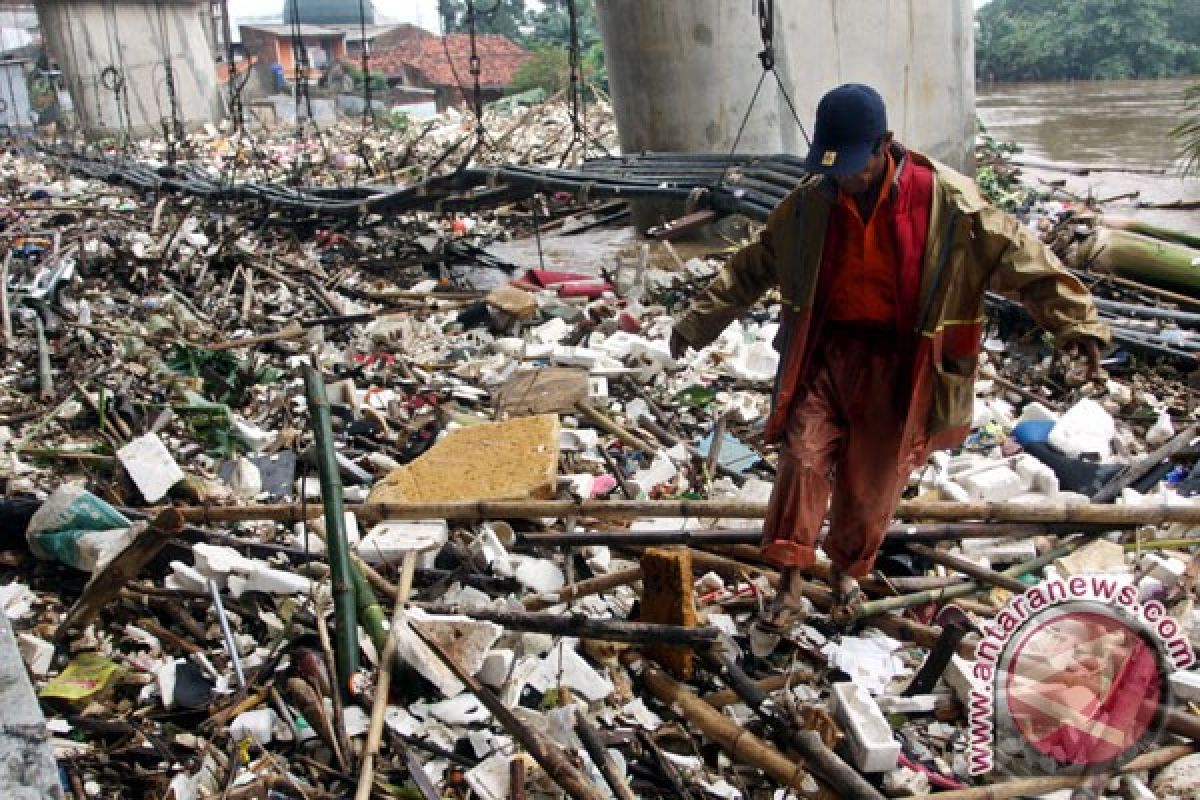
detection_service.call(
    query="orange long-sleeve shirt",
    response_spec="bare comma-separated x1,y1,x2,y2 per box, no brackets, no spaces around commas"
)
824,151,900,324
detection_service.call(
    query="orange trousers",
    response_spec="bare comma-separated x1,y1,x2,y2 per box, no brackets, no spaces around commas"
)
761,325,919,578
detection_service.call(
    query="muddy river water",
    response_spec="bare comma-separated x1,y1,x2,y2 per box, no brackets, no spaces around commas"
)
976,78,1200,233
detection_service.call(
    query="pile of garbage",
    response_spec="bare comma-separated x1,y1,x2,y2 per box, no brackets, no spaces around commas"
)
2,114,1200,800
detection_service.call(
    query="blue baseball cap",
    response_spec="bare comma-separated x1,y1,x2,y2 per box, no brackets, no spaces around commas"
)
804,84,888,176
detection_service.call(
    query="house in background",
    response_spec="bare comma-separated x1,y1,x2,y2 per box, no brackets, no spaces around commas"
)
239,24,347,89
370,33,531,111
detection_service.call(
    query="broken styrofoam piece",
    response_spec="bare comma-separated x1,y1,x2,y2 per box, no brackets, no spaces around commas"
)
527,640,615,702
1052,539,1129,577
357,520,448,568
630,451,679,497
193,544,261,579
959,536,1037,565
226,456,262,500
1013,454,1059,495
882,766,931,796
394,611,504,698
955,465,1025,501
875,694,942,714
117,433,186,503
465,750,524,800
1147,410,1176,449
830,682,901,773
1169,670,1200,703
230,417,276,451
476,649,515,689
1047,397,1116,458
471,527,514,577
558,427,600,452
17,633,54,676
227,566,312,597
1142,553,1187,588
427,693,492,726
727,341,779,383
942,655,981,705
165,561,210,593
513,556,565,594
230,708,281,745
821,634,907,695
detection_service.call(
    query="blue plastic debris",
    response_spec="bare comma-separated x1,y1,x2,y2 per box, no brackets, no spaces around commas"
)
697,430,761,475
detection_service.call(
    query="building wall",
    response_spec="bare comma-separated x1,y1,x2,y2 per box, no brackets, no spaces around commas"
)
596,0,975,173
36,0,222,138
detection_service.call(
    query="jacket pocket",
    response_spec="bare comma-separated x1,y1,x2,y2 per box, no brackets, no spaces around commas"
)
928,356,975,434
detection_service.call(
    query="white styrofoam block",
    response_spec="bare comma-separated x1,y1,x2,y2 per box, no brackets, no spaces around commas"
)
956,466,1025,501
476,649,514,689
1013,454,1059,495
875,694,942,714
1143,553,1187,588
960,536,1037,565
1015,401,1059,425
942,655,981,705
358,520,448,569
831,682,901,773
117,433,185,502
1170,670,1200,703
1047,397,1115,458
527,640,614,702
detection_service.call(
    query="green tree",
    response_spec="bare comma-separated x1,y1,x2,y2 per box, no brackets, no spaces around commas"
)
976,0,1200,81
439,0,527,39
510,44,570,94
524,0,600,49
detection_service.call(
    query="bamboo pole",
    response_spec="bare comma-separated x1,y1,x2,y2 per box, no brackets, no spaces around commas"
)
350,561,389,655
699,648,885,800
411,626,607,800
303,364,359,692
574,400,657,453
523,567,643,611
620,651,819,797
703,667,815,709
574,710,637,800
416,605,719,646
355,551,418,800
169,499,1200,526
905,543,1029,593
832,537,1083,626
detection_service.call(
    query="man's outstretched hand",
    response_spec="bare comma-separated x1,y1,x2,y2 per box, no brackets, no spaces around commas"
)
1066,336,1104,380
669,330,691,361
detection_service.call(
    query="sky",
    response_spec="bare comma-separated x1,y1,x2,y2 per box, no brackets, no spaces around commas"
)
228,0,443,32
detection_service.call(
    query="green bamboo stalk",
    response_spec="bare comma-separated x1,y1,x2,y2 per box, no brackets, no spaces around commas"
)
350,560,389,653
1103,216,1200,251
1077,228,1200,291
303,364,359,693
1123,539,1200,552
837,536,1085,624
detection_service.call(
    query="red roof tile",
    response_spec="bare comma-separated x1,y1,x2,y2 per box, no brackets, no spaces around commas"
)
368,34,531,90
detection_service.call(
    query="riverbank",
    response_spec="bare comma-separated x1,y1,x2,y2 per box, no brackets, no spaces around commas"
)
977,78,1200,234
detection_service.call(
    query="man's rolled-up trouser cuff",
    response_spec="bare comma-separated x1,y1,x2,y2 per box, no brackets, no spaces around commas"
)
761,540,817,571
835,554,877,581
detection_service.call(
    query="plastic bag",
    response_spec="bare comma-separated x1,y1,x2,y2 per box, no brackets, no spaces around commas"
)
26,484,141,572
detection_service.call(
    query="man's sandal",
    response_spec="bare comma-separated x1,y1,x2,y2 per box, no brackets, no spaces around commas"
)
829,571,865,626
757,601,804,635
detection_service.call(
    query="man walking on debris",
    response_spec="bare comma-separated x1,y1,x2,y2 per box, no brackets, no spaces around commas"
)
669,84,1110,630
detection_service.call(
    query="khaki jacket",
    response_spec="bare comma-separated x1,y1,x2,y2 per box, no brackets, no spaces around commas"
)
674,146,1109,457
